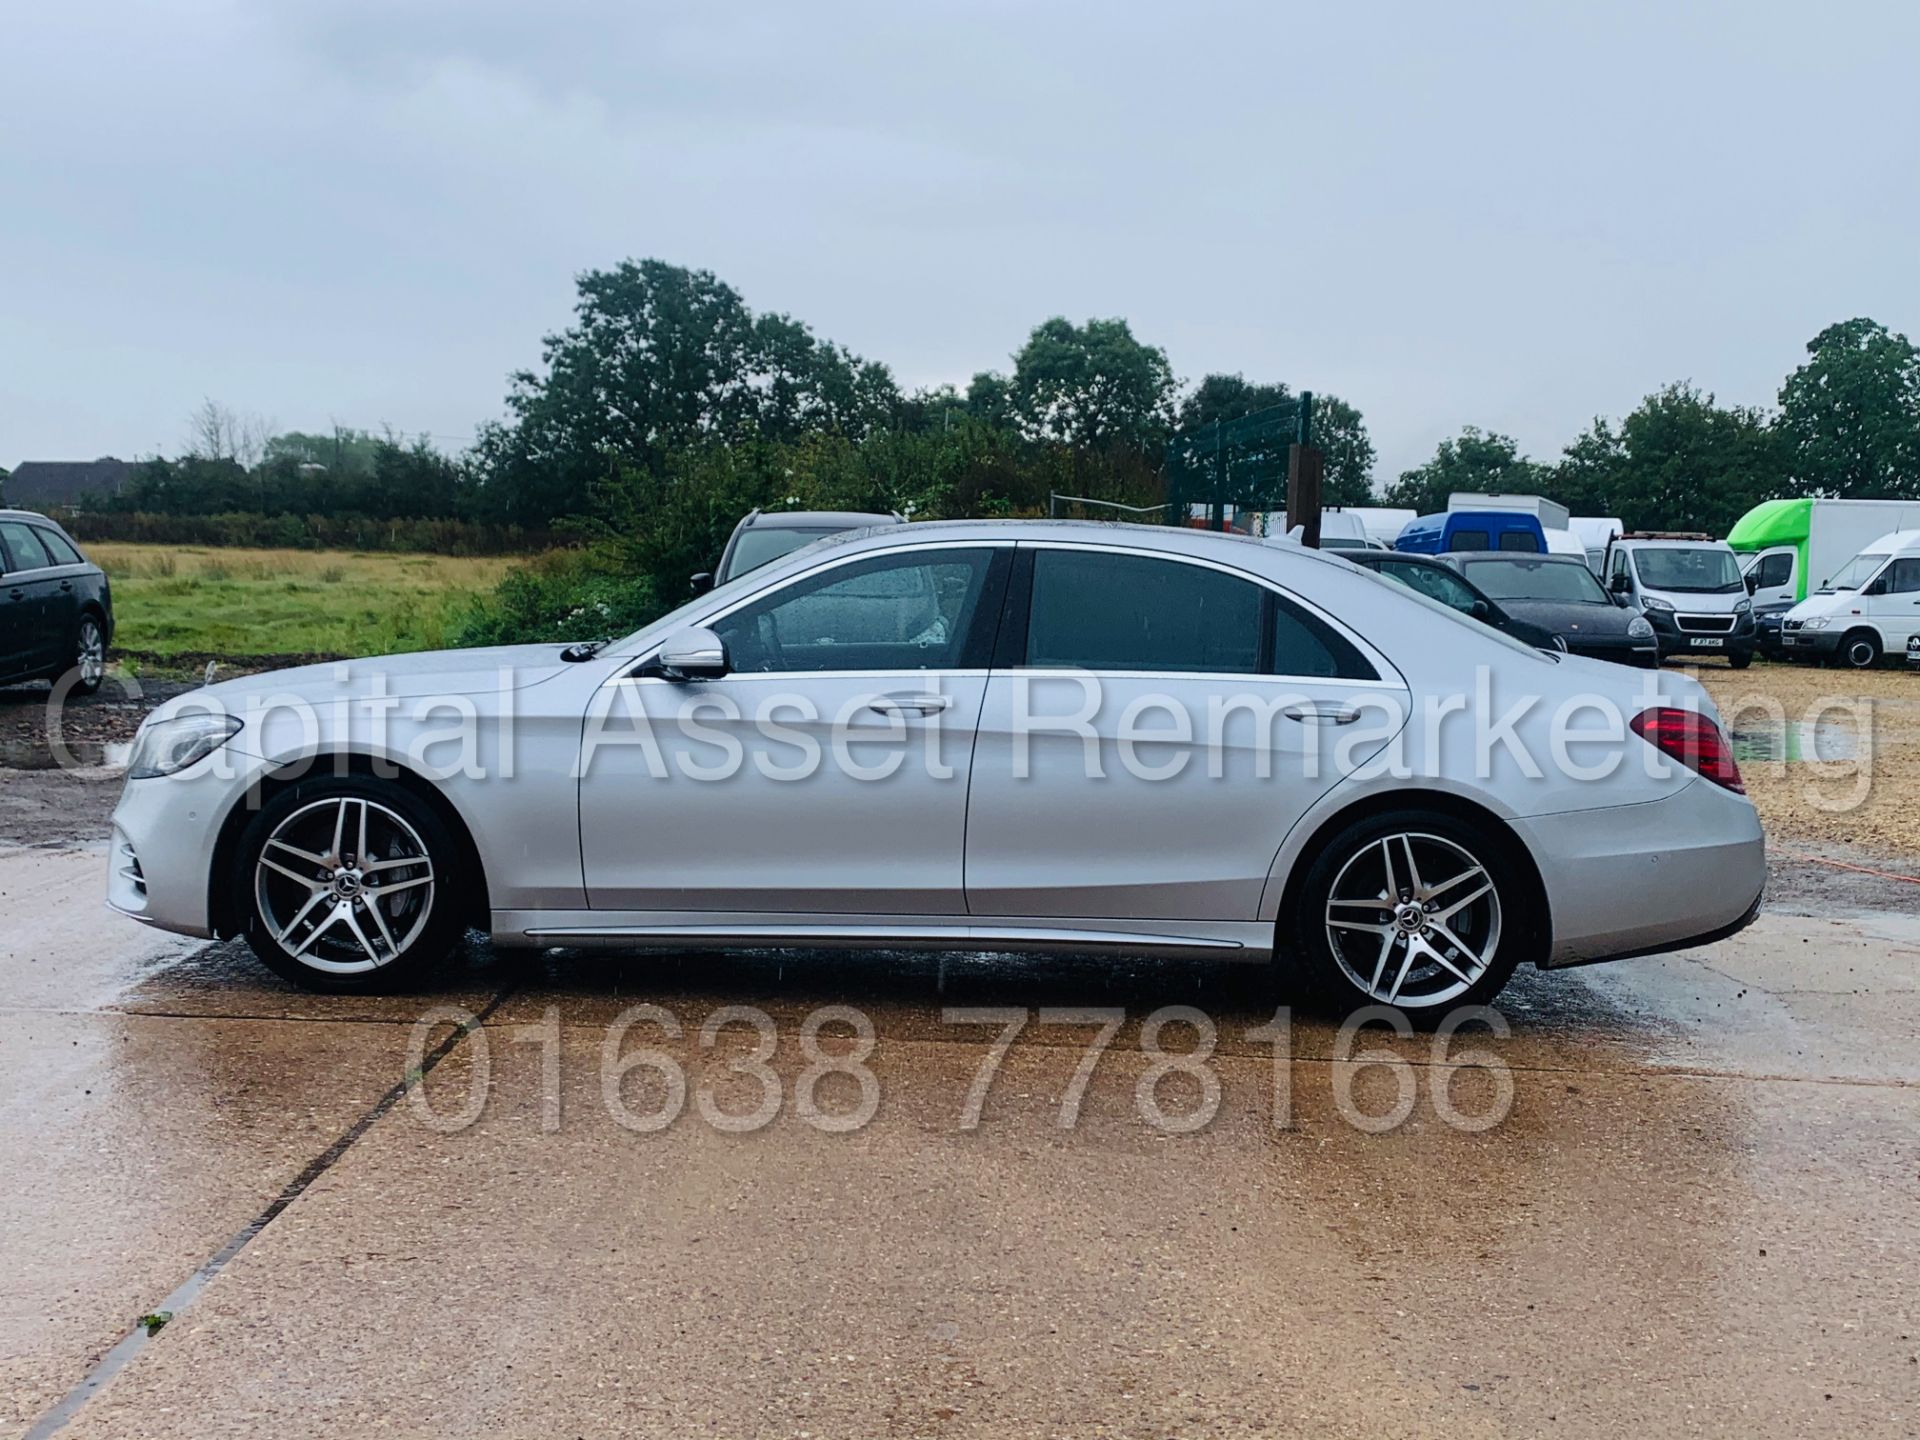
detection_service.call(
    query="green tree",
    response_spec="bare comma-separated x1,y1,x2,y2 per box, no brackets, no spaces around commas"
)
1777,318,1920,498
1383,427,1546,514
1176,374,1291,431
1000,317,1176,452
1553,384,1783,534
473,259,899,526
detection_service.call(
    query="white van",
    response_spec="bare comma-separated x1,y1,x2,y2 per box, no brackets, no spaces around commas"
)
1779,529,1920,668
1602,534,1757,668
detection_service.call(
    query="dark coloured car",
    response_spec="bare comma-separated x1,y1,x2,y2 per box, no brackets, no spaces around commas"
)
1753,599,1794,660
1343,550,1566,652
694,509,904,591
1434,551,1658,667
0,510,113,694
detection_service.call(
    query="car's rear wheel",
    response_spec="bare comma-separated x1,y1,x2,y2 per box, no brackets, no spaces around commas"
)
65,614,106,696
238,779,465,992
1288,810,1531,1016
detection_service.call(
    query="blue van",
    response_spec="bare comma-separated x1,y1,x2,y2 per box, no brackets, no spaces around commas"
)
1395,510,1547,555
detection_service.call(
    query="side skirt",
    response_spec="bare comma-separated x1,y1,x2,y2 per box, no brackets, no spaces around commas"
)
490,910,1272,961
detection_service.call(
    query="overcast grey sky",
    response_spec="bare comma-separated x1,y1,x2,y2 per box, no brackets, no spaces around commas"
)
4,0,1916,484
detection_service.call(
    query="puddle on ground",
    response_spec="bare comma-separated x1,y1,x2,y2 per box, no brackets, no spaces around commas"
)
0,737,132,770
1728,720,1859,763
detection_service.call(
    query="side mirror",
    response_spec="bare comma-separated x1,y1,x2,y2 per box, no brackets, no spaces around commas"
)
1469,599,1492,621
1744,574,1758,595
689,572,714,595
656,627,729,681
1608,572,1630,595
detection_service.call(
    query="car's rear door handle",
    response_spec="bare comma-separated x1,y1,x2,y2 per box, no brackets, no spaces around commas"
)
59,580,73,592
1282,702,1360,725
869,694,952,717
7,589,23,602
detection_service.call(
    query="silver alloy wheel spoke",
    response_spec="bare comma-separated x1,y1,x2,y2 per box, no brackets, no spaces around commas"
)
370,873,432,896
1423,865,1487,904
275,888,330,944
266,837,328,868
259,855,323,890
1434,881,1494,923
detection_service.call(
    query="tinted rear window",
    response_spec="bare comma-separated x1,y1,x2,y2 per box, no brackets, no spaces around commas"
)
1447,529,1489,552
1027,550,1262,673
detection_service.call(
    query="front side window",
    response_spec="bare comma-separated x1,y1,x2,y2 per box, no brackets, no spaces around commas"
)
0,521,51,572
1879,558,1920,594
713,548,996,673
1752,551,1793,589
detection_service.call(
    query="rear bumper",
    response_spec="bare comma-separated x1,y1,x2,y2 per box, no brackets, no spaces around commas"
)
1513,782,1765,967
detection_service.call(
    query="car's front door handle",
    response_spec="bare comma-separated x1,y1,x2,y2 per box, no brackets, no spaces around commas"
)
59,580,73,591
869,695,953,717
7,589,22,602
1282,702,1360,725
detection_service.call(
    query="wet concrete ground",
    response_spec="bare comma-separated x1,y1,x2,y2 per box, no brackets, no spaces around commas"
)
3,841,1917,1438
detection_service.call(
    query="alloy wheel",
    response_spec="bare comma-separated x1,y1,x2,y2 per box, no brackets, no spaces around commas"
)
77,619,105,687
1324,831,1502,1007
254,797,436,974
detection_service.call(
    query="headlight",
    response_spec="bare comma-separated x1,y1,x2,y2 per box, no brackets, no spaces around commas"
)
1734,598,1752,614
1799,617,1830,631
127,714,243,779
1627,616,1655,639
1641,596,1675,613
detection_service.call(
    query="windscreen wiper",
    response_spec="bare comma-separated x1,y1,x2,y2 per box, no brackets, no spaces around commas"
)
560,637,613,662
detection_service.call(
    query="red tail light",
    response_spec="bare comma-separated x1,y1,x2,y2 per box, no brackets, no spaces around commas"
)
1630,708,1745,794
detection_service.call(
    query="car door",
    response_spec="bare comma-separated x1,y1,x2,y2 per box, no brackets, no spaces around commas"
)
0,521,59,677
1865,557,1920,652
578,542,1010,914
29,525,85,661
1744,547,1796,608
964,543,1409,922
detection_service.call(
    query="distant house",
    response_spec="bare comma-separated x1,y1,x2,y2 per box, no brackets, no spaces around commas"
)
3,458,136,510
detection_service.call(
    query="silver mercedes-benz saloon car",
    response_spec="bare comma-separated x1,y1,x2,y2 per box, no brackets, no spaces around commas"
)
107,521,1764,1011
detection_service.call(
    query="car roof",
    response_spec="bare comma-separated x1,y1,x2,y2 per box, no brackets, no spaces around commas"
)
740,510,902,530
0,508,55,522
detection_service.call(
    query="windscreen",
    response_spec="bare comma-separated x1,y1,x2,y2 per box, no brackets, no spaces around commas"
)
1631,546,1742,593
724,526,838,578
1463,557,1611,604
1824,551,1888,592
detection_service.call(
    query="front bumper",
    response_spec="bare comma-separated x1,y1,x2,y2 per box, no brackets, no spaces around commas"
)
1646,608,1756,661
106,748,272,938
1566,636,1660,668
1778,624,1842,659
1512,780,1765,967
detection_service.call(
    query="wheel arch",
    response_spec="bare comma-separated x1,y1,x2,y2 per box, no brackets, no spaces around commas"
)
207,753,492,938
1271,788,1551,965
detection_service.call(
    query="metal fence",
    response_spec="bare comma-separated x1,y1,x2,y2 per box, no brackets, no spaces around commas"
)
1162,393,1312,532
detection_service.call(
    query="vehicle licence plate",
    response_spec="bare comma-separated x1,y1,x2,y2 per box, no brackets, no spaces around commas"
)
1687,637,1724,648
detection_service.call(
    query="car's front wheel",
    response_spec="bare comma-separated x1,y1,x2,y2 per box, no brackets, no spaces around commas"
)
238,779,466,991
1837,630,1881,669
1288,810,1532,1015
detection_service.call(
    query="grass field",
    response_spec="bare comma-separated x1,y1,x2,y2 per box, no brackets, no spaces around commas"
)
89,544,526,665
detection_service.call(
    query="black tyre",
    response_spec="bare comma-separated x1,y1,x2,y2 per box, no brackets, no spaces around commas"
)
1286,809,1536,1017
1728,649,1753,671
61,613,107,696
1838,630,1881,670
237,777,466,992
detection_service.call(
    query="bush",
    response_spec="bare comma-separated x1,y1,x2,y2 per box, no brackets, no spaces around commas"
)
58,509,555,556
451,549,662,647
